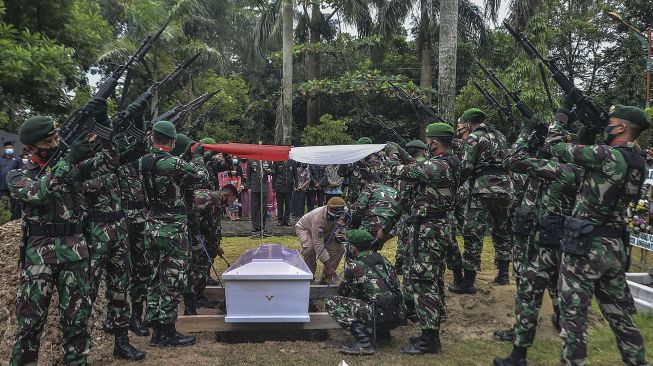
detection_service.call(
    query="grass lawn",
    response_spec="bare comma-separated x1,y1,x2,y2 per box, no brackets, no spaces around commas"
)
97,235,653,366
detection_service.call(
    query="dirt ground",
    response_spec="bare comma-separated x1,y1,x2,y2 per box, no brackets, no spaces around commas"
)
1,218,651,365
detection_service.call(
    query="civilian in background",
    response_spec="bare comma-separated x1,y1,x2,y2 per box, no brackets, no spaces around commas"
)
323,164,343,201
307,164,321,211
239,158,251,218
293,163,310,218
0,141,23,219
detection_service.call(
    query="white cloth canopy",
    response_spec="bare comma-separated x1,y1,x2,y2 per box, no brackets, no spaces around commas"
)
289,144,386,165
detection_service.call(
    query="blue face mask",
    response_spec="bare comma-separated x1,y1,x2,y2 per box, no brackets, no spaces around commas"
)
4,148,13,155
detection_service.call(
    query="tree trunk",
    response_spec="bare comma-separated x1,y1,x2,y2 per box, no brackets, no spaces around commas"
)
306,3,321,125
418,0,432,140
437,0,459,125
280,0,293,144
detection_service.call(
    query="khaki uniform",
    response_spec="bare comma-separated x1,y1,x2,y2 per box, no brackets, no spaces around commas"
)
296,206,345,283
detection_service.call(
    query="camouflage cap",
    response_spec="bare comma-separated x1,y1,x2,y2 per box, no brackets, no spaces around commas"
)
356,137,372,144
348,229,374,248
610,104,650,130
200,137,216,144
405,139,428,150
425,122,454,137
152,120,177,139
460,108,487,122
19,116,56,145
171,134,193,156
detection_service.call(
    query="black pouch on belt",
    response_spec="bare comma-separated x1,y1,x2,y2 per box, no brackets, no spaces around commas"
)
561,217,594,255
513,207,535,235
537,215,565,248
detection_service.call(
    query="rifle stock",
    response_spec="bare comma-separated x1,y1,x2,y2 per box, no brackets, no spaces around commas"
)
471,80,520,126
389,82,447,123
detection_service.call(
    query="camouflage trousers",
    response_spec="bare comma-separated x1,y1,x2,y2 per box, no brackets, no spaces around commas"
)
462,194,512,271
10,261,91,366
514,245,560,348
86,219,131,329
325,296,374,332
395,225,409,274
186,190,222,297
128,221,149,305
404,219,448,331
144,217,190,325
558,236,647,366
301,239,345,284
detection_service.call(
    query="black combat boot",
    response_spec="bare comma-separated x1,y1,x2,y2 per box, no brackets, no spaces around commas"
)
452,268,464,286
551,304,561,331
401,329,441,355
183,294,198,316
195,293,218,309
103,318,114,334
156,323,196,347
149,322,161,346
113,327,145,360
448,269,478,294
495,260,510,285
405,299,419,323
340,322,376,355
493,328,514,342
493,346,528,366
375,328,392,343
130,302,150,337
205,277,220,286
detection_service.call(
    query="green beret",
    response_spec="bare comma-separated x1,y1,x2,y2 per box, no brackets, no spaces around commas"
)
405,139,428,150
348,229,374,248
152,120,177,139
171,134,193,156
460,108,487,122
610,104,650,130
425,122,454,137
200,137,216,144
20,116,55,145
356,137,372,144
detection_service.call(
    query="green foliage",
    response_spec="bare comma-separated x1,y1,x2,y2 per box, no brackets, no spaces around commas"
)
300,114,355,146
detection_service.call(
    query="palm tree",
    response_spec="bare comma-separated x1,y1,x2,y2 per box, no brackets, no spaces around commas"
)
281,0,293,144
378,0,488,136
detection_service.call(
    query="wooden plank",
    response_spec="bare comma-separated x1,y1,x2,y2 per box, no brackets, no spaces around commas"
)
176,313,340,333
203,285,338,301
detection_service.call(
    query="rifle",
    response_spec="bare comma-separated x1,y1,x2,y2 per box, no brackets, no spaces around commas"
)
364,110,407,145
113,53,201,140
503,21,609,130
388,82,447,123
182,98,222,138
475,60,534,119
38,18,171,176
470,80,520,127
154,90,220,126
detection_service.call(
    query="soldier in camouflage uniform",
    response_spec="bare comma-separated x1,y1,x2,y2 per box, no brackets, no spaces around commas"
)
76,98,144,360
495,118,582,365
325,230,406,355
338,137,373,204
541,100,649,366
349,176,400,248
139,121,206,347
450,108,514,295
8,115,92,365
385,123,460,355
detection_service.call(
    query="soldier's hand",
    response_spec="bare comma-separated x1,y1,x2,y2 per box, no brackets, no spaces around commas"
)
192,143,205,157
323,262,337,282
127,101,147,118
384,142,399,156
64,137,92,164
85,97,108,116
521,118,539,134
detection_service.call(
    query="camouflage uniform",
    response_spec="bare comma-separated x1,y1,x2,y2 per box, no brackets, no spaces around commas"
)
460,123,513,271
325,250,406,333
388,150,459,332
8,159,91,365
140,146,205,325
78,141,130,330
504,127,581,349
546,118,648,366
350,182,400,237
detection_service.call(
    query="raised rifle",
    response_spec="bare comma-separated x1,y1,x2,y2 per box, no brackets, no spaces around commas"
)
154,90,220,126
476,60,534,120
388,81,447,123
503,21,609,131
364,110,407,145
113,53,201,140
470,80,520,126
182,98,222,139
38,18,171,177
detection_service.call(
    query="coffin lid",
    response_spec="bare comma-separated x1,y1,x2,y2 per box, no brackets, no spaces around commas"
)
222,244,313,280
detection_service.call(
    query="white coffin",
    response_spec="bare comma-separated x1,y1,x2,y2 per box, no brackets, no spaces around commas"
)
222,244,313,322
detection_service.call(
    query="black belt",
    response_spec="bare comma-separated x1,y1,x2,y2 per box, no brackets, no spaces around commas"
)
88,211,125,222
591,225,625,239
125,201,146,210
149,205,187,215
471,166,507,181
414,212,448,221
28,221,84,236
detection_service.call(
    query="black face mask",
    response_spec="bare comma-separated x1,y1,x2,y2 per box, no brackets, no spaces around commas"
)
35,146,58,161
603,124,620,145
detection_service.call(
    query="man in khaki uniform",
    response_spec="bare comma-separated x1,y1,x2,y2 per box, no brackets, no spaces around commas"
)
296,197,348,284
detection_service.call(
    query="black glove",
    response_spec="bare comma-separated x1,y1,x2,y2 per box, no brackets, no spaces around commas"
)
127,101,147,130
85,97,110,128
193,143,205,157
521,118,539,134
64,138,92,164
